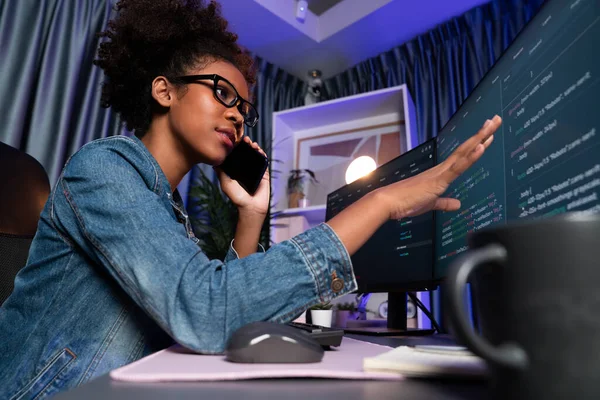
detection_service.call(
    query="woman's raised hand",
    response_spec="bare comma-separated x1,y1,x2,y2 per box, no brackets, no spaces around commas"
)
326,116,502,256
378,115,502,220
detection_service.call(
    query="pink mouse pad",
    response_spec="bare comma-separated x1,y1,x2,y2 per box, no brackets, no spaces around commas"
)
110,337,402,382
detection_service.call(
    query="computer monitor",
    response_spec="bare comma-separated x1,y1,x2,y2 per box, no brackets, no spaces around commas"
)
434,0,600,279
325,140,436,334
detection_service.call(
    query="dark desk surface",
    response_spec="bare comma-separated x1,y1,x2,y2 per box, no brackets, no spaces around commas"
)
55,334,491,400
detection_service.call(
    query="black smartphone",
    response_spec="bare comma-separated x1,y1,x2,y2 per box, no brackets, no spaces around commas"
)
219,140,268,195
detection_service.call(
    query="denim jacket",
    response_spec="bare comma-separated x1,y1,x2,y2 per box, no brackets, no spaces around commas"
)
0,135,356,399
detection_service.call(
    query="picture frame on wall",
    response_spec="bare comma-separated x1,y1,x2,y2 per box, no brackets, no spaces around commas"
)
295,121,407,206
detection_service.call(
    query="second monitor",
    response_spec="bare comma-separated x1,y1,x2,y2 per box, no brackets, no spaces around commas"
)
326,140,437,334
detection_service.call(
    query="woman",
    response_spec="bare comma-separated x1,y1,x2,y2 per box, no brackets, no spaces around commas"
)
0,0,501,397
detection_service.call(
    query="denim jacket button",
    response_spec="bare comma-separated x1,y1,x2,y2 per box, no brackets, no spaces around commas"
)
331,271,344,293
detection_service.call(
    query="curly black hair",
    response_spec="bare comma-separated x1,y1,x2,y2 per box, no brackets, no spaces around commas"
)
94,0,255,136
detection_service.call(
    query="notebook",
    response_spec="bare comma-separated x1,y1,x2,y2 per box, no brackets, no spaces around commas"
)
363,345,488,379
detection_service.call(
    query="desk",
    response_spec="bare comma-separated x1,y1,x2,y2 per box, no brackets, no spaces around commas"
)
55,335,491,400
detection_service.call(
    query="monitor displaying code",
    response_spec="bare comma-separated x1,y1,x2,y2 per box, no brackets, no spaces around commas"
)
435,0,600,279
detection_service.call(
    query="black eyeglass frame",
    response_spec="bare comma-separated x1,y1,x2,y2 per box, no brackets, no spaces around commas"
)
172,74,259,128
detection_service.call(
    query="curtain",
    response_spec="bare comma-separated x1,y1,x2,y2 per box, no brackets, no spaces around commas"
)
0,0,125,184
246,56,308,156
323,0,546,144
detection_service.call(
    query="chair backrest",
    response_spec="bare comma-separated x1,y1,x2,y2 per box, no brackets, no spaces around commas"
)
0,141,50,305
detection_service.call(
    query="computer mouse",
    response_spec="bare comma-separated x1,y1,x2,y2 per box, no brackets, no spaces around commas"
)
225,321,324,363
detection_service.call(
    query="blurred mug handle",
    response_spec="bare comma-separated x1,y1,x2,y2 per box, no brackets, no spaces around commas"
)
444,244,529,370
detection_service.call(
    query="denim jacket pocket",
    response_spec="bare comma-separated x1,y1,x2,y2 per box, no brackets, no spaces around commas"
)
11,348,77,400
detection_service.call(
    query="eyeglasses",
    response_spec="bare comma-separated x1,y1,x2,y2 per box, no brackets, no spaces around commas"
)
172,74,259,128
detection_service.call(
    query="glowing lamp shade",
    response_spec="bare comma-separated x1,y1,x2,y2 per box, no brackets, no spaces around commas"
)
345,156,376,184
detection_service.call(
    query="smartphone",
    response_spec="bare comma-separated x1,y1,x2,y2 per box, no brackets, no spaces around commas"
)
219,140,268,195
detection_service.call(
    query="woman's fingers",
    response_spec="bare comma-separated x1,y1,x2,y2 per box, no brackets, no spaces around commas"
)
439,116,501,184
439,143,485,184
243,136,267,158
482,132,495,149
448,116,500,161
434,197,461,212
213,166,230,183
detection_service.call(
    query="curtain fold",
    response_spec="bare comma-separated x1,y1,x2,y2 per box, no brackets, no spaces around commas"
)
246,56,308,155
0,0,125,184
323,0,545,144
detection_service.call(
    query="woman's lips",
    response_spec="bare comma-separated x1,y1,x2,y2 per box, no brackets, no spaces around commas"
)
216,129,235,149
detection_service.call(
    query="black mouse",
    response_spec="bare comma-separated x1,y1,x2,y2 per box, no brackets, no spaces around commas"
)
225,321,324,363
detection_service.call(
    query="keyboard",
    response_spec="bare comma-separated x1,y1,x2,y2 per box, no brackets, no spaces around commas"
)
287,322,344,348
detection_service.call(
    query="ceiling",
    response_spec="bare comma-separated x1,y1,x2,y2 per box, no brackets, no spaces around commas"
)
217,0,491,81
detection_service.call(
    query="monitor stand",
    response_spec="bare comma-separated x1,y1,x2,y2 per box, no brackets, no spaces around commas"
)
342,292,435,336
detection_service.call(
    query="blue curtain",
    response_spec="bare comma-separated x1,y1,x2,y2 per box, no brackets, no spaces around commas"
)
323,0,546,144
0,0,125,184
246,57,308,156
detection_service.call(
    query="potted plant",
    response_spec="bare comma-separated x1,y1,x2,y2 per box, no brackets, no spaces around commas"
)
309,302,333,327
334,302,357,328
287,169,318,208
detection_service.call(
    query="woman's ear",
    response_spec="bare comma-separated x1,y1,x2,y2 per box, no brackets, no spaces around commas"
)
151,76,173,108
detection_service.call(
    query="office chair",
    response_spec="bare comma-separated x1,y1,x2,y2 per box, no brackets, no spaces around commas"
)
0,141,51,305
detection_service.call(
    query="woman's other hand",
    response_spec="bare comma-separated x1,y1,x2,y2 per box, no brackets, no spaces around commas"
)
215,136,270,218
